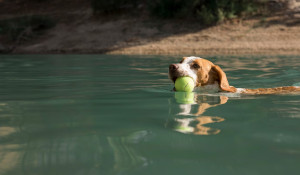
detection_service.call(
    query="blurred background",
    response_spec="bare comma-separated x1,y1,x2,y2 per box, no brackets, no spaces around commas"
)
0,0,299,55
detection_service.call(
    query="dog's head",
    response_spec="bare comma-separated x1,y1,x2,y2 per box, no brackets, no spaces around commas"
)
169,56,236,92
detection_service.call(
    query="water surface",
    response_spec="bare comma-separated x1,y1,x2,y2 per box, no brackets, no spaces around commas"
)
0,55,300,175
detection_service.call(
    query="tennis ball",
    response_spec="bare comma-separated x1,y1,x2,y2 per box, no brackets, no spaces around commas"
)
175,77,195,92
174,92,195,104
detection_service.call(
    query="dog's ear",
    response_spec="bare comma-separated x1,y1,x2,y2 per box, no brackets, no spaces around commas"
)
212,65,236,93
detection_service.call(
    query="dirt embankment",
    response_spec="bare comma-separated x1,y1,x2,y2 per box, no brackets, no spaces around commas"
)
1,0,300,55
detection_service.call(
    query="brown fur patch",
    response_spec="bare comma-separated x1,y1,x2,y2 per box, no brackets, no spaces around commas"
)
243,86,300,94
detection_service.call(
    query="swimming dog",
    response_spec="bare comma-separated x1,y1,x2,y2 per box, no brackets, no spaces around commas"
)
169,56,300,94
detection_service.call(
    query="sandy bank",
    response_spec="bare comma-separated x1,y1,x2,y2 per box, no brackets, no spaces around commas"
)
1,0,300,55
14,17,300,55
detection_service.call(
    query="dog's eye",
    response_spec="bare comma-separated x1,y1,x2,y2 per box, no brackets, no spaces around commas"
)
192,64,200,69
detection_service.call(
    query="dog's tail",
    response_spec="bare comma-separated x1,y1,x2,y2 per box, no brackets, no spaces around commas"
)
243,86,300,95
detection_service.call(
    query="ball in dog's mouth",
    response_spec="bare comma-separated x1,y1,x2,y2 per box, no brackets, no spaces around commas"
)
174,77,195,92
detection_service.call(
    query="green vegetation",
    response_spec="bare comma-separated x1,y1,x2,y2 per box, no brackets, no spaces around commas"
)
147,0,188,18
91,0,266,24
0,15,55,42
149,0,263,24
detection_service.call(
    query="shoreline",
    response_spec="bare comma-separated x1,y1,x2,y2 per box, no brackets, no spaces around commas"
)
1,4,300,56
11,16,300,56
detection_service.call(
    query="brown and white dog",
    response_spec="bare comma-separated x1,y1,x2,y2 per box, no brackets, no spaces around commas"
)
169,56,300,95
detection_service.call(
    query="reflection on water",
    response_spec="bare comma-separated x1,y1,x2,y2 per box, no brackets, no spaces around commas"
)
0,128,20,175
108,131,148,173
168,92,227,135
1,55,300,175
0,91,150,174
0,112,149,175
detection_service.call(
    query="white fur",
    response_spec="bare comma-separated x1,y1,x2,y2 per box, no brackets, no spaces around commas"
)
176,56,201,84
182,56,201,64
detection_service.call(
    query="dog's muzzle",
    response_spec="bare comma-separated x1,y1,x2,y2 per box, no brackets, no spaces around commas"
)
169,64,180,83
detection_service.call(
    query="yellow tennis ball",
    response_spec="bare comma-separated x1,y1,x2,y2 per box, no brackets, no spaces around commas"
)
175,77,195,92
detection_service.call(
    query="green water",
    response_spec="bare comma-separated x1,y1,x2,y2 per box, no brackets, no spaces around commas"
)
0,55,300,175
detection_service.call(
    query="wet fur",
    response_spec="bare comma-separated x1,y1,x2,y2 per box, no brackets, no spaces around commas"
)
169,56,300,95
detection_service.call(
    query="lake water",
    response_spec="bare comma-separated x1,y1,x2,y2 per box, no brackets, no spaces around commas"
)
0,55,300,175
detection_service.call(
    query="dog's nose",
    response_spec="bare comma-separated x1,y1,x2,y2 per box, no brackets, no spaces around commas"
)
169,64,179,71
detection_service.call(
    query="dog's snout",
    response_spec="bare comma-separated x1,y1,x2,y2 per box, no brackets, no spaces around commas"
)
169,64,179,71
